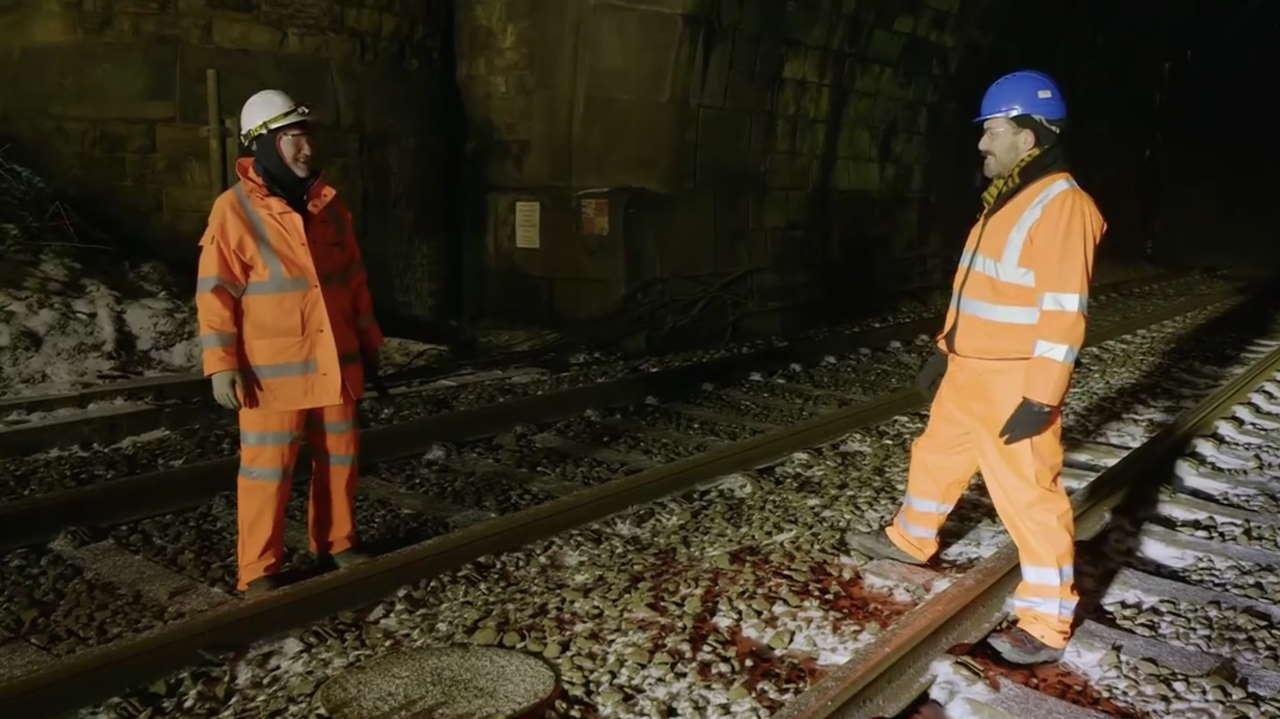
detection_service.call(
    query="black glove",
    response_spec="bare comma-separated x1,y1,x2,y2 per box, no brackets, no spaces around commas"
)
363,350,390,398
999,397,1056,444
915,349,948,402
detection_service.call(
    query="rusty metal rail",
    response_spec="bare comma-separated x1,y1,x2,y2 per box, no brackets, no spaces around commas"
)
0,278,1252,718
0,284,1245,552
778,326,1280,718
0,271,1207,457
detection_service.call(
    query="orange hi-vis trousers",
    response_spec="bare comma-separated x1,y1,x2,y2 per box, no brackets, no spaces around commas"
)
236,400,359,590
884,355,1078,648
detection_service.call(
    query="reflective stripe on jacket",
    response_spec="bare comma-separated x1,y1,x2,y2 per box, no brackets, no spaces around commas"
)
195,158,384,410
939,171,1106,406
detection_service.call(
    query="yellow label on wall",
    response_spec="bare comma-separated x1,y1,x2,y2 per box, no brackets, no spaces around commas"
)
515,200,540,249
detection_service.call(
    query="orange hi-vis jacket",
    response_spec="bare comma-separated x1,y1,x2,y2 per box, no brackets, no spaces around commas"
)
938,171,1106,407
195,159,383,411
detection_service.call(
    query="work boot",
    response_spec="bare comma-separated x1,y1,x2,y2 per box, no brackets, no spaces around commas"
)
243,574,283,599
318,547,374,570
845,529,927,565
986,626,1064,664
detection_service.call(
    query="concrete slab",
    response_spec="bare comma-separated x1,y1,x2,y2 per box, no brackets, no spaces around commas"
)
1136,522,1280,568
1063,442,1129,472
860,558,944,601
1172,458,1278,499
0,640,54,682
928,658,1110,719
1066,619,1228,678
316,646,557,719
1061,466,1101,493
52,538,230,615
1102,568,1280,623
1157,492,1280,527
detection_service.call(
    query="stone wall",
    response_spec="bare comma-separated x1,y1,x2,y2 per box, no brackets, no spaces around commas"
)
457,0,999,337
0,0,454,321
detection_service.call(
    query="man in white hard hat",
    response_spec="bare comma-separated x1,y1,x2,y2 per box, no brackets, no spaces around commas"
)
194,89,383,596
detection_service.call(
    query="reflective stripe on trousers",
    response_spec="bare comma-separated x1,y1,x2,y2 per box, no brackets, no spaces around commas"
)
236,400,360,589
884,354,1077,648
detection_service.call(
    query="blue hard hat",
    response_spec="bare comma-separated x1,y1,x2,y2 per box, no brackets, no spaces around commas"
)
974,70,1067,123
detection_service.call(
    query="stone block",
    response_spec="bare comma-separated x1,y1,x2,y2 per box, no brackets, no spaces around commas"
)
165,185,217,213
852,62,884,94
714,189,750,268
155,123,208,157
696,107,751,183
747,112,768,167
867,29,906,64
795,118,827,156
261,0,341,31
786,190,809,226
771,115,795,153
763,191,788,229
755,37,783,78
781,43,806,81
77,152,128,188
766,153,809,190
803,46,828,84
343,6,382,36
282,29,330,55
584,3,681,103
16,44,178,119
892,14,915,34
849,160,879,191
573,96,685,191
860,558,942,600
837,126,872,160
694,28,733,107
43,120,95,153
2,4,79,44
117,190,164,215
724,60,768,111
177,45,334,126
130,153,211,188
833,158,853,190
719,0,742,27
116,13,210,44
91,122,156,154
118,0,169,12
211,17,284,52
775,79,799,116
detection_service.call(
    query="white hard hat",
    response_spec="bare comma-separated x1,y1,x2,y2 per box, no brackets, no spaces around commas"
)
239,89,311,147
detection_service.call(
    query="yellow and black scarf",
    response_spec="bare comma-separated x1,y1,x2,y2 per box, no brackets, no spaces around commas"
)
980,145,1043,213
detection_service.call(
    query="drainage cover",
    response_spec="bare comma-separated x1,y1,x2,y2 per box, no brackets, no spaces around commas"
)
316,646,558,718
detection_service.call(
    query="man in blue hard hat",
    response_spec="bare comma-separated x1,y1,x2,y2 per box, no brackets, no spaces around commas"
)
848,70,1107,664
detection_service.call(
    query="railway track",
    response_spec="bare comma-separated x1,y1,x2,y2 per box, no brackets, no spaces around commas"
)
0,273,1271,718
785,315,1280,718
0,270,1206,459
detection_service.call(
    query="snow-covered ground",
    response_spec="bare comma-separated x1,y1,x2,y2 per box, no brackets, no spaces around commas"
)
0,153,200,398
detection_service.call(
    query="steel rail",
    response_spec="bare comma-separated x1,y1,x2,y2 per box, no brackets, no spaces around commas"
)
0,271,1207,457
0,281,1252,718
777,329,1280,719
0,286,1247,551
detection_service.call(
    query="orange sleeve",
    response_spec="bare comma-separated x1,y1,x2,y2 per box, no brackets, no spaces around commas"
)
340,206,383,352
1023,189,1106,406
194,223,248,376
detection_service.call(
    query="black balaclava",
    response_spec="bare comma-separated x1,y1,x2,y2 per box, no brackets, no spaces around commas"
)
252,124,316,215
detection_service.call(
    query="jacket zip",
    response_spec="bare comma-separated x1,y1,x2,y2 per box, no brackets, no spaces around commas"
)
943,213,990,353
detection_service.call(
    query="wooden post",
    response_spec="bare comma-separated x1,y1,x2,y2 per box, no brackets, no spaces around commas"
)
223,116,240,188
205,69,225,197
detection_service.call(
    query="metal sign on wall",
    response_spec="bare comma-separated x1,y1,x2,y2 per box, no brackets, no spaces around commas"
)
580,198,609,236
514,200,540,249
